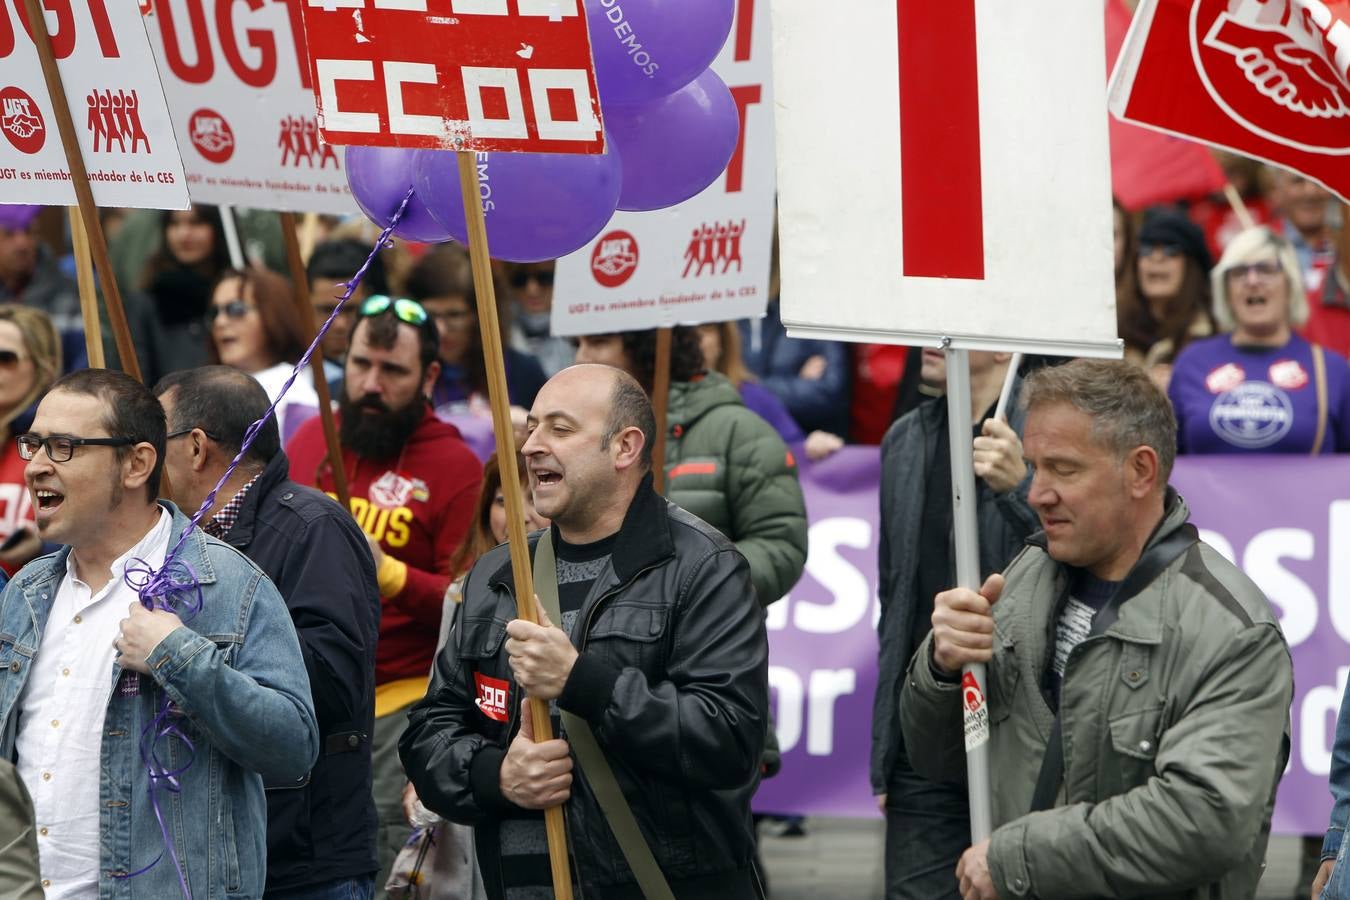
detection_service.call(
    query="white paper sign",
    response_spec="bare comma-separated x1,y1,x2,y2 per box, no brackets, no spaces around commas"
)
771,0,1119,357
550,0,775,337
0,0,188,207
145,0,356,214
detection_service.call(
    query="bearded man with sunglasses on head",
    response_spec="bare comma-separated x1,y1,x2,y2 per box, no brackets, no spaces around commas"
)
286,295,483,893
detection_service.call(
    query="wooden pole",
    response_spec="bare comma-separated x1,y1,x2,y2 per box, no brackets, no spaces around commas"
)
456,150,574,900
299,211,321,263
22,0,139,382
280,211,352,513
1222,182,1257,231
68,208,104,369
650,327,672,494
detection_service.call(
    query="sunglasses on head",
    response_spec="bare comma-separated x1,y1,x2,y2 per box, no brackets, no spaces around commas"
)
206,299,254,322
508,268,555,289
360,295,428,326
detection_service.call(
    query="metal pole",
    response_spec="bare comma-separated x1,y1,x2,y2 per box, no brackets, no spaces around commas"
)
993,352,1023,423
220,204,247,270
944,344,993,843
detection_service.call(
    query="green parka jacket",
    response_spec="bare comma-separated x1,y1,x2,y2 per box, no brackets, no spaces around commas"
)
901,495,1292,899
662,372,808,606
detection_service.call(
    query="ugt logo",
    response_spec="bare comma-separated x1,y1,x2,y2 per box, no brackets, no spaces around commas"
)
0,87,45,155
1193,0,1350,153
189,108,234,164
591,230,639,288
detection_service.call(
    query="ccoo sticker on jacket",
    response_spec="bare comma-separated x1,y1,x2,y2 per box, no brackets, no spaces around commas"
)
474,672,510,723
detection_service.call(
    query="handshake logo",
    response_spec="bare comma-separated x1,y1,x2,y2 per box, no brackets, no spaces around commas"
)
1194,0,1349,152
0,87,45,155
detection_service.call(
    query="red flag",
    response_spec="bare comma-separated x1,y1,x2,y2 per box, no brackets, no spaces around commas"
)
1106,0,1227,210
1109,0,1350,204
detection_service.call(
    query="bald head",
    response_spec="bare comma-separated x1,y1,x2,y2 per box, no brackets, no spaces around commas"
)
522,365,654,541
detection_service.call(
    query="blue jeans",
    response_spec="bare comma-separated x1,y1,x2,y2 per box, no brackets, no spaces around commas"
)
884,743,970,900
265,875,376,900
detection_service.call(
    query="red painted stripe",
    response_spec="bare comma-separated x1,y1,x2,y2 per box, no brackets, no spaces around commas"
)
669,462,717,479
896,0,986,280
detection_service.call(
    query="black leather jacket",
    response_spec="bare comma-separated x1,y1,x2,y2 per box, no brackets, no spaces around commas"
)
400,477,769,900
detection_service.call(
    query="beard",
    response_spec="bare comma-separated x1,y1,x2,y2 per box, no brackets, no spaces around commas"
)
340,391,426,460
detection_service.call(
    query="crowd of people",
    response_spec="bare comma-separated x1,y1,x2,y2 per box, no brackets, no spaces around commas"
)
0,161,1343,900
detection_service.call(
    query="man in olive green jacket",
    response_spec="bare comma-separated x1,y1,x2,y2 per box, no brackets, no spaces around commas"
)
901,359,1292,900
576,328,807,606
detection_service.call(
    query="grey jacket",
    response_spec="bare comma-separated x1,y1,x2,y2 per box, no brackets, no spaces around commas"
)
871,389,1039,793
901,495,1292,899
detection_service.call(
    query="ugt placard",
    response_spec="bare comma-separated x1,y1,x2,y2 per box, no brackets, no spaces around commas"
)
146,0,358,214
0,0,188,207
550,0,774,337
299,0,604,153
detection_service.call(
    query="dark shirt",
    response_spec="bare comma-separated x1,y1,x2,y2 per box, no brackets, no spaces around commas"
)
499,526,615,900
1048,569,1121,707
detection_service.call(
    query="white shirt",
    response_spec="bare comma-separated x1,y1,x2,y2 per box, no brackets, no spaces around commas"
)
17,508,173,899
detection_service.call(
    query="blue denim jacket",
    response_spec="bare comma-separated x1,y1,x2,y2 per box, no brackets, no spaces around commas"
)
0,503,319,898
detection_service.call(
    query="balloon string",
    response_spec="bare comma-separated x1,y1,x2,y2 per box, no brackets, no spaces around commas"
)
113,187,416,899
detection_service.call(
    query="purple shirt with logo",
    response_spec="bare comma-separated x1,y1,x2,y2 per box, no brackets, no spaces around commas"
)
1168,332,1350,454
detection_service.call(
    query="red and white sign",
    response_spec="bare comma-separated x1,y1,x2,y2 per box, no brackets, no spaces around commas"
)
145,0,357,213
1110,0,1350,203
770,0,1118,357
298,0,603,154
0,0,188,207
474,671,510,722
551,0,773,336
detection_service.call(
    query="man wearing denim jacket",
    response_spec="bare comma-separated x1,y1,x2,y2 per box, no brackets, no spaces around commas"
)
0,369,319,898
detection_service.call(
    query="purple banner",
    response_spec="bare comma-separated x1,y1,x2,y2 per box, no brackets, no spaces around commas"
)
753,448,1350,836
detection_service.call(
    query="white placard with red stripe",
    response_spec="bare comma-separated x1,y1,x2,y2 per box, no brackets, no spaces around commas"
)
144,0,357,214
0,0,188,208
549,0,774,337
770,0,1119,356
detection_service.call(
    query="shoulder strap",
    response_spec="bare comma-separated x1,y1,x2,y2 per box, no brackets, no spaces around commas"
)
534,533,676,900
1312,343,1328,456
1029,523,1200,812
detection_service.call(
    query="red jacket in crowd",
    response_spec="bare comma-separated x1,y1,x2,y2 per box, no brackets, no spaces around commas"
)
287,406,482,690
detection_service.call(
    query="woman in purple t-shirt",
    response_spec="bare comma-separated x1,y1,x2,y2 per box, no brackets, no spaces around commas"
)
1169,225,1350,455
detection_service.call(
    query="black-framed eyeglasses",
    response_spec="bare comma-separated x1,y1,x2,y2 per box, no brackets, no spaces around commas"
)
508,268,555,289
166,427,222,442
1138,242,1184,259
0,349,25,368
360,295,428,326
17,433,136,462
206,299,255,323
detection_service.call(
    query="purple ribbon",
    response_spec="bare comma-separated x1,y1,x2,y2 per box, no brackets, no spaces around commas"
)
115,190,415,898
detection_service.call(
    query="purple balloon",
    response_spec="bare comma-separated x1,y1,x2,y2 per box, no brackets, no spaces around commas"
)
414,147,621,263
585,0,735,105
607,69,740,212
344,146,454,244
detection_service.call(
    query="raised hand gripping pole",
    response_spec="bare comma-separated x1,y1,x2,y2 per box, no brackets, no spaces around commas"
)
455,150,574,900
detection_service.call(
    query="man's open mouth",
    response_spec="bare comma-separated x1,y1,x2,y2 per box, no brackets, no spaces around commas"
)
35,489,63,511
533,468,562,486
